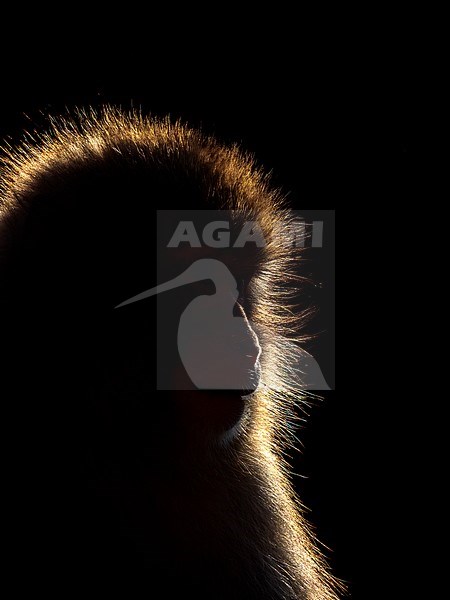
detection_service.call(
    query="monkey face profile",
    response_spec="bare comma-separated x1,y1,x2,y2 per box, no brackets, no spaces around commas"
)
0,110,339,599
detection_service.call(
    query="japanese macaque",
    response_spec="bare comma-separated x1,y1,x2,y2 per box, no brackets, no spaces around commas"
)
0,109,340,599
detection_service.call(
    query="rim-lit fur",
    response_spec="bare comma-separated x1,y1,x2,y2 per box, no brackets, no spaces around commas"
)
0,108,341,599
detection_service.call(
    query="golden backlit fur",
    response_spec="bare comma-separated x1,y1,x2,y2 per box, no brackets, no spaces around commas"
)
0,109,341,599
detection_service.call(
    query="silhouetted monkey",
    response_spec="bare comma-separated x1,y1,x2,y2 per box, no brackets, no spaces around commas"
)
0,109,340,599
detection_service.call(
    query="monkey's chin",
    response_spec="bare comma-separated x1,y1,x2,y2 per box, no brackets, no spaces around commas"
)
174,387,256,444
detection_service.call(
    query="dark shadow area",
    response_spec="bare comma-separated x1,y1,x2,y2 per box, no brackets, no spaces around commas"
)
0,58,420,597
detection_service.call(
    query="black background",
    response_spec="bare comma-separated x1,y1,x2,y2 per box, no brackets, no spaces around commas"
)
0,51,421,597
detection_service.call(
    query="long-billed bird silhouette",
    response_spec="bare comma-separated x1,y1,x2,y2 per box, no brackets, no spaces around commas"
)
116,258,329,391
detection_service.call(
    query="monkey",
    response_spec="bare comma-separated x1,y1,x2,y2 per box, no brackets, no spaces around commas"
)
0,108,341,599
